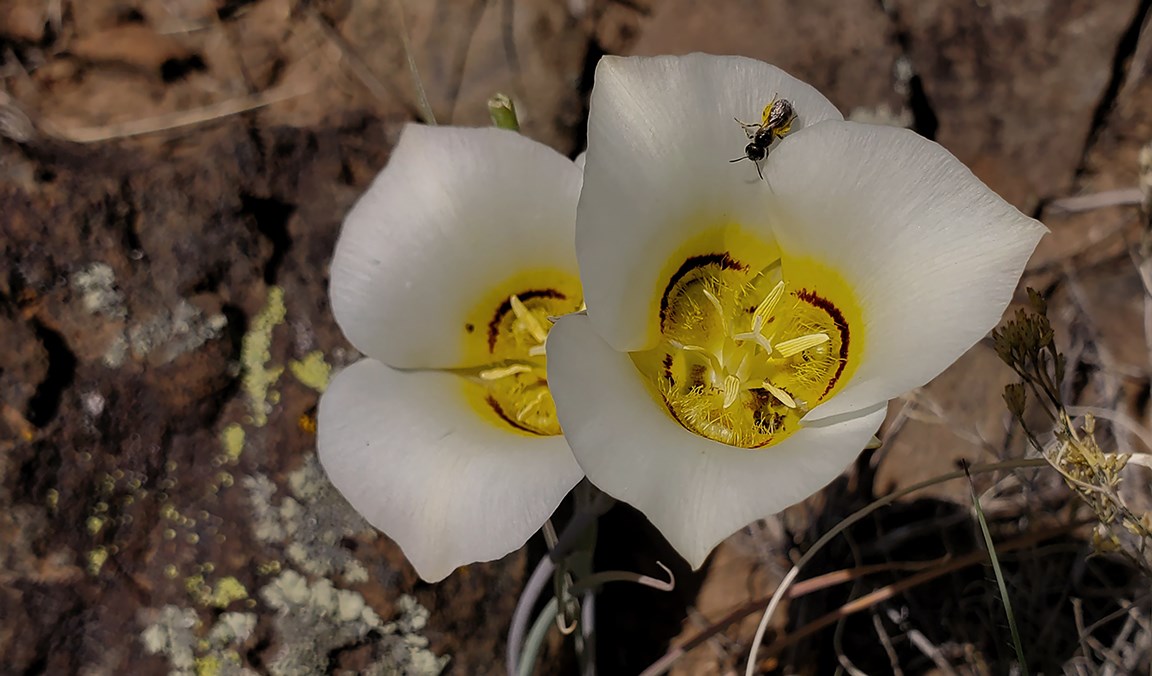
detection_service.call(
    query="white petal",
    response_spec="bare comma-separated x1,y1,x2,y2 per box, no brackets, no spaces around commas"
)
330,124,582,369
762,122,1046,421
317,359,583,582
578,54,844,351
547,314,886,569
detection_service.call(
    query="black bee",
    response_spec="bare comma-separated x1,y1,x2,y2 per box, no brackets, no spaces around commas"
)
730,96,797,180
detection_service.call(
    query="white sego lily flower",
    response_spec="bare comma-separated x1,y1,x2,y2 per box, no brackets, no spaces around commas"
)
547,54,1047,569
319,125,585,582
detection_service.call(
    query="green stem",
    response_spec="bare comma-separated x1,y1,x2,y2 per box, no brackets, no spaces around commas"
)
517,598,558,676
965,465,1029,675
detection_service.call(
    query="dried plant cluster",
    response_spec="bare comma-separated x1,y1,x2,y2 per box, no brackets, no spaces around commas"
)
994,289,1152,574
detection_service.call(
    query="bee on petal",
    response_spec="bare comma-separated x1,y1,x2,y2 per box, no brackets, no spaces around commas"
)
730,95,797,179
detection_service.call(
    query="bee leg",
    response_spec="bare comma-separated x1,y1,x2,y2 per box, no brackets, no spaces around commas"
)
755,161,764,181
734,117,759,138
729,156,747,163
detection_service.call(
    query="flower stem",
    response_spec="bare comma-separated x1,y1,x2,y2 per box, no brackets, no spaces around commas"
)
517,597,559,676
508,482,615,676
550,487,615,563
506,556,555,676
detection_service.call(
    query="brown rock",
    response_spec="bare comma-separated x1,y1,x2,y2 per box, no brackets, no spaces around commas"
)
888,0,1143,212
615,0,906,116
0,1,49,43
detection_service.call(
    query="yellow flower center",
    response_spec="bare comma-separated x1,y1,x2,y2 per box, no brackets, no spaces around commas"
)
633,226,863,448
460,269,582,436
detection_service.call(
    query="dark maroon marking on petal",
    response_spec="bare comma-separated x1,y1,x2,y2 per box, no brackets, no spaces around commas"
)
485,395,541,435
661,353,674,379
659,253,746,329
795,289,851,398
486,288,568,352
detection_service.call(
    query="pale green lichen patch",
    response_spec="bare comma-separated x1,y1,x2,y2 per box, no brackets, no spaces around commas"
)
257,570,445,676
259,569,380,675
103,299,228,368
72,262,127,319
141,605,257,676
244,455,374,582
142,606,199,672
288,350,330,392
373,595,451,675
220,424,245,464
241,287,287,426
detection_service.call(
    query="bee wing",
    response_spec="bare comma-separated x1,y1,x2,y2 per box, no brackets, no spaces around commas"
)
759,94,779,126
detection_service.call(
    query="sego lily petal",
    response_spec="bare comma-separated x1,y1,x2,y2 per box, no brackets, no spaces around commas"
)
762,121,1047,422
547,314,888,570
577,53,843,352
319,125,585,581
551,54,1044,568
319,360,583,582
331,124,583,370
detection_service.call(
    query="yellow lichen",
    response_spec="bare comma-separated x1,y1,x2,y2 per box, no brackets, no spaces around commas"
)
257,560,282,575
220,423,245,463
288,350,331,392
87,547,108,575
87,516,106,535
194,653,220,676
241,286,287,426
208,577,248,608
187,574,249,608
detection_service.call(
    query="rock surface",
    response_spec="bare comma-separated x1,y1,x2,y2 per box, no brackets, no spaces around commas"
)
2,1,1151,674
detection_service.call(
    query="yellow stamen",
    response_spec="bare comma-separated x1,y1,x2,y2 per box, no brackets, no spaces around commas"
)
774,333,830,358
752,280,786,328
722,374,741,409
479,364,535,380
510,294,550,344
762,381,796,408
